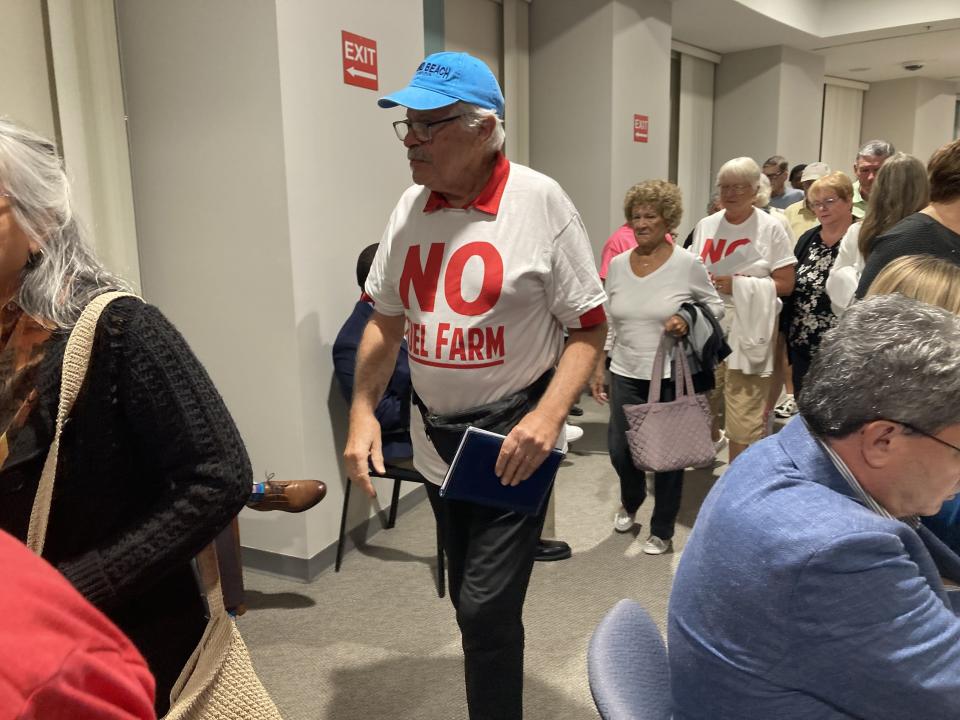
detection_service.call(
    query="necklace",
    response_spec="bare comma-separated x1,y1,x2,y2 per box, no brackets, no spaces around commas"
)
631,242,669,273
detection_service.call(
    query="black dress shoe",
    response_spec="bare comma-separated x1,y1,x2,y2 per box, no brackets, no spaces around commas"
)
535,538,572,562
568,404,584,417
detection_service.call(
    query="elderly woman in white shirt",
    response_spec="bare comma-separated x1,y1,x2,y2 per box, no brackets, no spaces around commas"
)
689,157,796,464
825,152,929,314
590,180,723,555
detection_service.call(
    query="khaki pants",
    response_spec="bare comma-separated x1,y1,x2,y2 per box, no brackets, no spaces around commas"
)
710,363,773,446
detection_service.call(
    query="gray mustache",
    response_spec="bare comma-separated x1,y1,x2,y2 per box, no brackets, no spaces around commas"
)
408,151,430,162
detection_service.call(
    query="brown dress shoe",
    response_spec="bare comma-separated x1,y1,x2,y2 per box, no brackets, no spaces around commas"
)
246,480,327,513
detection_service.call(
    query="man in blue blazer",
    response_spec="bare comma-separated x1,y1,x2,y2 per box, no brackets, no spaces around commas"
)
669,294,960,719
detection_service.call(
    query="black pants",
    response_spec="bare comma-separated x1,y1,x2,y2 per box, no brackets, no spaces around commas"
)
607,372,684,540
427,484,548,720
788,346,813,400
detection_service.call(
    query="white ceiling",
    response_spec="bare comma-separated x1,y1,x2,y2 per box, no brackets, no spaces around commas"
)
670,0,960,89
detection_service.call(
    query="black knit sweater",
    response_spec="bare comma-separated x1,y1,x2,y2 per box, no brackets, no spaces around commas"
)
855,212,960,297
0,297,251,712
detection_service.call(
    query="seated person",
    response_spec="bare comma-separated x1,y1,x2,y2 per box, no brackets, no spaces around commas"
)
0,528,155,718
669,293,960,719
334,243,413,462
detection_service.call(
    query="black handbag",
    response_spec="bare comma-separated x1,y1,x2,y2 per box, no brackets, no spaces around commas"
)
412,369,554,464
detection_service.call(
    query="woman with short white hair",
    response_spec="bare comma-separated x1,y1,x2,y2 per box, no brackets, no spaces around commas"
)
689,157,796,463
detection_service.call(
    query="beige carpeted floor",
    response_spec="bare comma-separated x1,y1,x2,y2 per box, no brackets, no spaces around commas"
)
240,401,727,719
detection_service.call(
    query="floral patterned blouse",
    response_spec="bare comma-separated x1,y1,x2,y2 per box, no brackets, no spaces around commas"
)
787,229,841,352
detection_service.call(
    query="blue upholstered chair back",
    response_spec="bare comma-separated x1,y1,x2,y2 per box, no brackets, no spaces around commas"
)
587,599,671,720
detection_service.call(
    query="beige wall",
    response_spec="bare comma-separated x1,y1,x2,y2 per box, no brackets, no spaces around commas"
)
445,0,502,83
713,45,824,179
861,79,921,157
273,0,424,558
913,79,958,163
776,46,824,168
861,77,957,163
118,0,426,562
530,0,671,257
676,53,715,241
116,0,308,557
0,0,56,139
712,47,782,176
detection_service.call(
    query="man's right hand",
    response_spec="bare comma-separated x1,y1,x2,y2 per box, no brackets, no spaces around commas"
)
344,413,384,498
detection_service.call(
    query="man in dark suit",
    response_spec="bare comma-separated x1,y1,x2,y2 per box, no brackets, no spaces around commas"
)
669,294,960,719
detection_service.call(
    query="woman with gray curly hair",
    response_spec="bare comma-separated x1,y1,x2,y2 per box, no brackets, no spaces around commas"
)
590,180,723,554
0,118,250,714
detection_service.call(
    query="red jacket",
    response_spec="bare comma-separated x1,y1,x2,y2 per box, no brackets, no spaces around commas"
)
0,529,155,719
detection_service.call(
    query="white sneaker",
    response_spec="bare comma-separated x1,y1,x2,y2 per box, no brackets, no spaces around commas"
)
613,509,636,533
565,424,584,443
714,430,728,455
774,394,798,418
643,535,672,555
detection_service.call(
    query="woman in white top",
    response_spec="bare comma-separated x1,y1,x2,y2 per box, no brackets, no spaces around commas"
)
689,158,796,464
825,152,929,314
590,180,723,555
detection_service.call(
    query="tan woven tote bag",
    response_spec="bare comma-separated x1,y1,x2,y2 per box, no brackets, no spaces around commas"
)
26,291,283,720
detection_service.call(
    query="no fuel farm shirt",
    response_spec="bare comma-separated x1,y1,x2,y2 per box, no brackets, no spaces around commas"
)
367,154,606,483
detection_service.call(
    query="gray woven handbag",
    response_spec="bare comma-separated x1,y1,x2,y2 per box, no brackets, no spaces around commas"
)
623,333,715,472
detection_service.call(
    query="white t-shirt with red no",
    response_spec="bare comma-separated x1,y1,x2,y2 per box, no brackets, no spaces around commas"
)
367,159,607,484
690,209,795,311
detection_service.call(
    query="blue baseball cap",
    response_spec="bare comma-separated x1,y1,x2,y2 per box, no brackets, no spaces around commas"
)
378,52,505,118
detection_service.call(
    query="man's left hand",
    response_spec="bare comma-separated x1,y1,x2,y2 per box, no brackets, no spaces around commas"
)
495,410,564,487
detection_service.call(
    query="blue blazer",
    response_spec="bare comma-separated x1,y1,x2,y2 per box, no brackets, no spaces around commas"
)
668,417,960,719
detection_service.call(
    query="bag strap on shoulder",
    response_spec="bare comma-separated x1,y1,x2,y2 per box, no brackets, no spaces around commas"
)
27,291,139,555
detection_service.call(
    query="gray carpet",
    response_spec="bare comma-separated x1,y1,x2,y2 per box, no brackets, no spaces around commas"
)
239,402,727,719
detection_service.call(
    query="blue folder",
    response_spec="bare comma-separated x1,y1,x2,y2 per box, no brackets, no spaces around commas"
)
439,426,563,515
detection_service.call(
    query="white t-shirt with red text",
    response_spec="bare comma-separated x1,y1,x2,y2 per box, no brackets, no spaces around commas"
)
367,160,606,483
690,209,795,282
690,209,795,322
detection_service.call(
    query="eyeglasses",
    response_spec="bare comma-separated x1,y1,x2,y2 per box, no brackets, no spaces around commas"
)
811,197,840,211
718,183,752,195
896,422,960,454
763,171,784,180
392,114,465,143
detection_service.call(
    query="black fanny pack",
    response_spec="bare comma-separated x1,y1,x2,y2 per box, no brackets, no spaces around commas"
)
412,369,555,464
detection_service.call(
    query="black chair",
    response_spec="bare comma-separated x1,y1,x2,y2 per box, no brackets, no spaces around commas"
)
336,464,445,597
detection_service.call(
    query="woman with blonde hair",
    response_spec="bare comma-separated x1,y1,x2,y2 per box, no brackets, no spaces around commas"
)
781,171,855,398
826,152,929,312
866,254,960,314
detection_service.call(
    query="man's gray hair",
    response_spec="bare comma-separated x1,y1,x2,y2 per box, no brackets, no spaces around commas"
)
458,102,505,153
0,119,128,329
857,139,895,160
799,294,960,437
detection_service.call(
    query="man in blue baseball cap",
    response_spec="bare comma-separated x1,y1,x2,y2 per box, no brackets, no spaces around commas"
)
345,52,607,719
